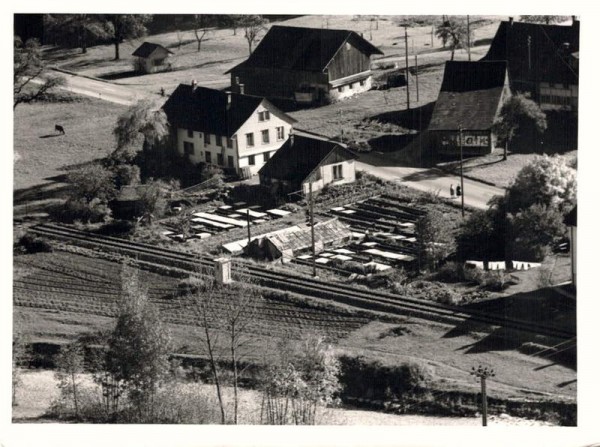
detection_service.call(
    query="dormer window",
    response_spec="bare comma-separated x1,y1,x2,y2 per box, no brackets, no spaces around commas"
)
258,111,271,122
345,42,351,50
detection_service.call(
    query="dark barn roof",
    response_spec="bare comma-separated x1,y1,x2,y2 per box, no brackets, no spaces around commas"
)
132,42,173,58
259,135,356,184
228,25,383,73
428,61,508,131
162,85,294,137
481,20,579,85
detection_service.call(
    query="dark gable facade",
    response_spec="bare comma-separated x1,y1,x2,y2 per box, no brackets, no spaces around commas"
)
227,25,383,103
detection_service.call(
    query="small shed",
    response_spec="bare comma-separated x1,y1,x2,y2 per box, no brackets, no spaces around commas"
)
132,42,173,73
111,185,149,220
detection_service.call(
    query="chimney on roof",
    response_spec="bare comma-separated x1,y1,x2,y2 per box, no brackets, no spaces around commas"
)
238,83,245,95
508,17,514,25
191,79,198,90
226,91,232,108
572,15,577,24
289,129,294,146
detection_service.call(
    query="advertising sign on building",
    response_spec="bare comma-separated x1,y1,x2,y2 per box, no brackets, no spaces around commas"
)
441,134,490,147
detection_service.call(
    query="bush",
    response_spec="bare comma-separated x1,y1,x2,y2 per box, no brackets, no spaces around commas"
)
434,262,464,283
57,198,113,223
15,234,53,254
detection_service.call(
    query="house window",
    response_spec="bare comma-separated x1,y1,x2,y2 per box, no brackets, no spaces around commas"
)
338,86,343,93
360,80,365,87
228,155,234,168
183,141,194,155
198,132,203,139
349,83,354,90
205,134,211,147
246,133,254,147
332,164,343,180
258,111,271,122
261,129,270,144
187,129,194,138
248,155,256,165
276,126,285,141
227,138,233,149
264,151,271,161
345,42,351,50
205,151,212,164
217,153,224,165
216,135,223,147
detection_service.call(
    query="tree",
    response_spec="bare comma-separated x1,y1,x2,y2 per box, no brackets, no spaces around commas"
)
67,164,117,204
54,343,85,420
227,15,244,36
508,204,566,261
102,15,151,60
14,37,64,109
260,336,341,425
456,207,506,263
240,15,267,55
192,15,211,53
519,15,568,25
136,179,176,224
105,265,173,420
435,18,472,60
506,154,577,214
12,330,31,407
492,93,547,160
415,210,456,271
113,100,170,156
45,14,110,53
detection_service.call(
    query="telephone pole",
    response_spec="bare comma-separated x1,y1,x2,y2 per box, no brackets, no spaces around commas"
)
414,52,419,104
246,209,251,244
403,24,410,110
471,365,495,426
459,125,465,218
309,182,317,278
467,15,471,61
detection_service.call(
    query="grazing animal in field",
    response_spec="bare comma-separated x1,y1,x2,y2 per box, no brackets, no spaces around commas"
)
55,124,65,135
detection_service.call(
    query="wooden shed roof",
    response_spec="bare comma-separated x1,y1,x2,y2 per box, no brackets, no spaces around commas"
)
162,84,295,137
259,135,356,184
428,61,508,131
227,25,383,74
132,42,173,58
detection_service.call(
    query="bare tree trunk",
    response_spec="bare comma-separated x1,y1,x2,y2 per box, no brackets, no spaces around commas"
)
71,371,80,419
231,323,239,424
504,138,509,161
202,318,226,424
114,40,120,60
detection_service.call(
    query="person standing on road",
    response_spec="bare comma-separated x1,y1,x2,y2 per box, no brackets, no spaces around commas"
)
456,185,462,197
450,184,455,198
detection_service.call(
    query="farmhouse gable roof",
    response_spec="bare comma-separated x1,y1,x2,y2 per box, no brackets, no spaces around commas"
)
132,42,173,58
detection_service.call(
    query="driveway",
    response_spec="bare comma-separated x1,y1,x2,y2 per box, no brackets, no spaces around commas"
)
356,160,505,210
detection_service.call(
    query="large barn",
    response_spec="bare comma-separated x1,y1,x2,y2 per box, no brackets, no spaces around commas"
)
259,134,357,196
226,25,383,104
481,17,579,112
428,61,510,157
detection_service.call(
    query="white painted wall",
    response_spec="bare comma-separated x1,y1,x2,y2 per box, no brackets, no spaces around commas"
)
176,128,238,169
328,76,372,102
302,160,356,194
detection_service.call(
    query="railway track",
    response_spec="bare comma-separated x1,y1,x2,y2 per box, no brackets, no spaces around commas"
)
28,223,575,340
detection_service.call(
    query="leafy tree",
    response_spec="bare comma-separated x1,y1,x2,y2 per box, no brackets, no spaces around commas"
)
415,210,456,271
455,206,506,262
508,203,566,261
493,93,547,160
102,15,151,60
45,14,110,53
113,100,170,156
14,37,65,109
260,336,341,425
519,15,568,25
506,154,577,214
54,343,85,420
105,265,173,420
192,15,211,53
227,15,245,36
67,164,117,204
435,18,472,60
239,15,268,55
136,178,176,224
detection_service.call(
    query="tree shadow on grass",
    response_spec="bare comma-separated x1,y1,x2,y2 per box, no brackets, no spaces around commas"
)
39,134,62,139
370,102,436,132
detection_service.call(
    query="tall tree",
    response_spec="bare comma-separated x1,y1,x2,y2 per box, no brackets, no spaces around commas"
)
240,15,267,55
102,15,151,60
435,18,472,60
54,343,85,420
415,210,457,271
14,37,64,109
45,14,110,53
493,93,547,160
192,15,211,53
105,265,173,420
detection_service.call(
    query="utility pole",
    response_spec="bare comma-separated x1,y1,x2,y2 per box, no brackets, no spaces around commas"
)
471,365,495,426
309,182,317,278
431,26,434,48
459,125,465,218
246,209,251,245
527,35,532,71
467,15,471,61
403,25,410,110
414,52,420,104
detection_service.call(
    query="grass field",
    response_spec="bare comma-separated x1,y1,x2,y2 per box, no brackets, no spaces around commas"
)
13,249,576,403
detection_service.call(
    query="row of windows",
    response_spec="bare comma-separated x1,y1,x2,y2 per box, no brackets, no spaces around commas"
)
183,141,274,168
540,95,573,107
245,126,285,148
337,80,366,93
247,151,272,166
186,130,234,149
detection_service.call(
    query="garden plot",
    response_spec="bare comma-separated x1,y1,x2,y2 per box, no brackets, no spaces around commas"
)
162,203,295,243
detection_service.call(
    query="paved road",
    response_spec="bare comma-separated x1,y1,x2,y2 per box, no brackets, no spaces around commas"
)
356,161,505,210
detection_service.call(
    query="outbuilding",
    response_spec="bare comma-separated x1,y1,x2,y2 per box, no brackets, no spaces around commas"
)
428,61,510,157
132,42,173,74
259,134,357,196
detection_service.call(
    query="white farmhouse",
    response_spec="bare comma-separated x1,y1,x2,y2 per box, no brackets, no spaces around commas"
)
162,83,296,177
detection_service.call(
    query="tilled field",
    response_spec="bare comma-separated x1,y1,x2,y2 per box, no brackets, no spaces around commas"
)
13,252,373,343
